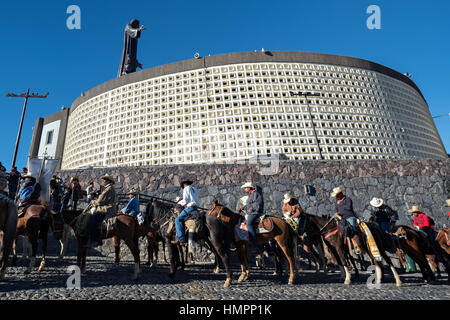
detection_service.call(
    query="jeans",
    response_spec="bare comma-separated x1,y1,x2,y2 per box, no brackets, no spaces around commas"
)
127,210,138,218
175,206,196,242
378,221,390,233
246,213,261,248
346,216,358,232
89,213,106,244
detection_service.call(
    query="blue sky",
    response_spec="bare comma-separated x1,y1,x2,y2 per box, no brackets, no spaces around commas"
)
0,0,449,171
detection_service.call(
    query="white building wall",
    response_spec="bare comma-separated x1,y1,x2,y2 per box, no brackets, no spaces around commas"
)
61,62,447,170
38,120,61,158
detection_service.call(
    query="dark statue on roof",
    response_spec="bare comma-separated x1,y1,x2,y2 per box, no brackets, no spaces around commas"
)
118,19,145,77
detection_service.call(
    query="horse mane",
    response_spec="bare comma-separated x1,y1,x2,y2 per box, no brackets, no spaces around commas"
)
150,199,174,221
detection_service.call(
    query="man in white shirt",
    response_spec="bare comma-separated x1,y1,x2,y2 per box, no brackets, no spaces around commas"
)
175,180,199,244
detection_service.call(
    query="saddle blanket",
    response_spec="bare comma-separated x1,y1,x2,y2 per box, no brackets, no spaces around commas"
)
234,216,274,242
359,222,382,261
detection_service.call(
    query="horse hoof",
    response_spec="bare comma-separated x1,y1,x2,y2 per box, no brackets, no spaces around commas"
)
213,267,220,274
224,278,232,288
344,280,351,285
396,282,402,287
238,274,247,282
288,279,294,285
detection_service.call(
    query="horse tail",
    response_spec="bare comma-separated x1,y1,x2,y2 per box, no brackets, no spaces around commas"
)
1,202,18,263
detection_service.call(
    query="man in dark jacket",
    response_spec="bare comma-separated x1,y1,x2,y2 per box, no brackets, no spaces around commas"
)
369,197,396,233
7,167,20,200
241,182,264,250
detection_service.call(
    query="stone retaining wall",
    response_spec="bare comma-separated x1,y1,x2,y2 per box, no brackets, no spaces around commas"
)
58,159,450,261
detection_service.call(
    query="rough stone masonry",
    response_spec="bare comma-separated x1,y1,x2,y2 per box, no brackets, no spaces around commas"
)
58,159,450,228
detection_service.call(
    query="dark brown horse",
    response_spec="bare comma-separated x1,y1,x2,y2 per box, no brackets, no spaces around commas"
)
206,201,297,287
308,214,363,284
358,221,402,286
12,205,51,274
0,195,17,280
70,211,141,280
393,225,450,283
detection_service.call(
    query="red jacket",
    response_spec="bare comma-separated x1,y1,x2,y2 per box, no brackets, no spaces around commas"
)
413,212,431,229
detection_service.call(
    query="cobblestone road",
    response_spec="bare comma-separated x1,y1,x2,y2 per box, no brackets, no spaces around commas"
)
1,252,449,300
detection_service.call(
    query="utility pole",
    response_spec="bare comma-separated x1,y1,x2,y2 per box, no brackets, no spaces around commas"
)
6,89,49,168
290,91,324,160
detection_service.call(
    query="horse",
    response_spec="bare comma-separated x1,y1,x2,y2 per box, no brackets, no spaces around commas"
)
113,200,164,267
206,201,297,287
307,214,365,285
146,199,221,279
358,221,402,286
392,225,450,283
0,195,18,280
70,208,141,280
12,204,51,274
436,228,450,256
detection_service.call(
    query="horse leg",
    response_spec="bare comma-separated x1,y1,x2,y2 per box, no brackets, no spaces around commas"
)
426,255,440,278
124,237,140,280
12,237,17,266
211,237,232,288
58,224,70,263
112,236,120,264
275,239,296,285
407,250,434,283
146,235,154,267
236,241,249,282
38,226,49,272
381,251,402,287
25,236,38,274
167,239,179,279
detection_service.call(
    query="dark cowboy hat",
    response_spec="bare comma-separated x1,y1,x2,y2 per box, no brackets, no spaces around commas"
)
180,179,194,187
100,174,115,184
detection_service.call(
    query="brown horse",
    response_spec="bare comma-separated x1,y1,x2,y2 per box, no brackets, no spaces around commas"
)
206,201,297,287
308,214,361,284
0,195,17,280
12,205,51,274
392,225,450,283
436,228,450,255
70,211,141,280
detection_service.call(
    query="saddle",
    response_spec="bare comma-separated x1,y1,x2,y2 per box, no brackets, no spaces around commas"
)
240,215,274,234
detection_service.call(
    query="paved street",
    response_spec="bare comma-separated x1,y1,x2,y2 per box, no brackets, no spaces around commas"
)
1,250,448,300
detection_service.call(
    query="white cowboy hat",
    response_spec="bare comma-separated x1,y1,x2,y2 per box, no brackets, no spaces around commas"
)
446,199,450,207
408,205,421,213
370,197,383,208
127,189,137,195
241,182,255,189
330,187,343,197
22,173,36,179
283,193,292,204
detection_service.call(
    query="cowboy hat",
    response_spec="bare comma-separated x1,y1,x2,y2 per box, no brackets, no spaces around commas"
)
127,189,137,195
180,180,193,187
330,187,343,197
70,176,79,182
100,174,115,184
283,193,292,204
241,182,255,189
370,197,383,208
446,199,450,207
408,205,421,213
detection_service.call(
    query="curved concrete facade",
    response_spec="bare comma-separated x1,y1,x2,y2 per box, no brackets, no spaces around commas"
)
61,51,447,169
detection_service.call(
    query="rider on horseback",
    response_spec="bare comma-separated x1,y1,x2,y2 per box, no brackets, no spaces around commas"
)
175,180,199,245
86,174,117,248
241,182,264,251
369,197,397,233
17,174,41,218
282,193,304,233
120,189,140,218
331,187,363,253
409,205,440,252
